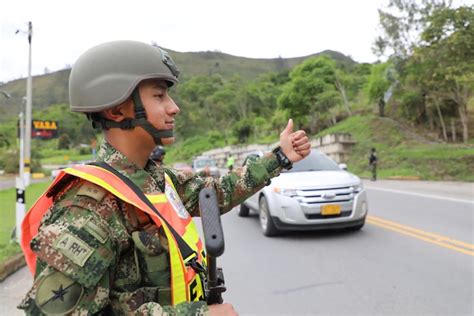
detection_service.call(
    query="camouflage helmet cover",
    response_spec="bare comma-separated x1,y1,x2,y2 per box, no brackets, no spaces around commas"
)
69,40,179,113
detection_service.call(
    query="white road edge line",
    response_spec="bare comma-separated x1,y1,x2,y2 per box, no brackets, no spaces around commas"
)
365,186,474,204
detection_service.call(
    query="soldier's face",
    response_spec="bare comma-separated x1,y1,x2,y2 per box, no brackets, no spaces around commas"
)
139,79,180,145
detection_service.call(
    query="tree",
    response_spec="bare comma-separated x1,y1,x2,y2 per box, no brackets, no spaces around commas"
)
365,62,394,105
232,119,253,143
374,0,451,59
278,56,342,133
410,5,474,142
174,75,225,138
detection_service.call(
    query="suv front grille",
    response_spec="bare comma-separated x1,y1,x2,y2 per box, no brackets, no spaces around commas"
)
296,186,355,204
295,185,356,219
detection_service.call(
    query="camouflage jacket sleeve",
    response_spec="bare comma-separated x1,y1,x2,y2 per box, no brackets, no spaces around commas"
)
18,181,121,315
166,151,282,216
18,180,211,316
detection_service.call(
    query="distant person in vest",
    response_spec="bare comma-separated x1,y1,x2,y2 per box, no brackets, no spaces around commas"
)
369,147,378,181
18,40,311,315
226,154,235,172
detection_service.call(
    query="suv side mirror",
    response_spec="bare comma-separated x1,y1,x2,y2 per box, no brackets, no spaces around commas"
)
339,163,347,170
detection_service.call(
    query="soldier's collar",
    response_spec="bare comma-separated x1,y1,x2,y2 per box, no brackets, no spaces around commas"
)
96,141,161,194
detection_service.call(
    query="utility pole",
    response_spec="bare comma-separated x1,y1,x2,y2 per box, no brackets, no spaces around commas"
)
16,112,25,242
24,21,33,186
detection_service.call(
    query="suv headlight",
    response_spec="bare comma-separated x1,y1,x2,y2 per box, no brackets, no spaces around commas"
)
352,182,363,193
273,187,297,197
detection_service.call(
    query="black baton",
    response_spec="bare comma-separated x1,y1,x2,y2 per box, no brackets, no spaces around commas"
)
199,188,226,304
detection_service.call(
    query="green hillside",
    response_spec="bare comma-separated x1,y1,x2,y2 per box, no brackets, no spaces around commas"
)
0,49,354,117
163,114,474,182
319,115,474,181
0,31,471,183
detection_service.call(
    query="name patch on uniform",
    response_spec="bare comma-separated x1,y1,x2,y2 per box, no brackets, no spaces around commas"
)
77,182,106,202
53,232,94,267
165,185,189,219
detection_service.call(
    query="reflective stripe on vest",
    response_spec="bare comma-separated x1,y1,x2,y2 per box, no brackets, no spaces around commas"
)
21,165,205,305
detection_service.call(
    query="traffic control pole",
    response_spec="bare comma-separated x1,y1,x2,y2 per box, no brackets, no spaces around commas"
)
15,177,25,242
15,112,26,242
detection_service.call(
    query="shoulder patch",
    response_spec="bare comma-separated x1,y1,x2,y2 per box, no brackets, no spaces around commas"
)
35,271,84,315
77,182,106,202
33,223,114,288
83,217,109,244
53,232,94,267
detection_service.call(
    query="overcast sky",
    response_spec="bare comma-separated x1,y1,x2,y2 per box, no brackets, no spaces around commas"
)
1,0,460,84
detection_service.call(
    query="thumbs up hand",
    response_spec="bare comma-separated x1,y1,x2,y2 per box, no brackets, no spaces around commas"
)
279,119,311,163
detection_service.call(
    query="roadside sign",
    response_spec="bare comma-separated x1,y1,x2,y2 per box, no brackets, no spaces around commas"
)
18,119,59,139
32,120,59,139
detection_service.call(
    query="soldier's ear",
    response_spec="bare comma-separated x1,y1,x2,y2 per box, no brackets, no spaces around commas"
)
102,100,133,122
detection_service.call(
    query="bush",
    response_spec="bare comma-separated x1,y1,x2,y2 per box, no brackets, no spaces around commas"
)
3,150,19,173
79,146,90,155
398,90,426,124
232,119,253,143
58,133,71,149
206,131,224,146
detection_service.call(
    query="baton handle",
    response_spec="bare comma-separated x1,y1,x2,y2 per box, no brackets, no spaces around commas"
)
199,188,225,257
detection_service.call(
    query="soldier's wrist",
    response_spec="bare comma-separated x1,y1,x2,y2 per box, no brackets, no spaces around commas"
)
272,146,293,170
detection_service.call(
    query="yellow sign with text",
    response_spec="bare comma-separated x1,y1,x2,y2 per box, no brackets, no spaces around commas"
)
33,120,58,130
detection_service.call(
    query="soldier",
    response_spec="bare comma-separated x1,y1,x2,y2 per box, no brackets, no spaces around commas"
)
369,147,378,181
18,40,311,315
378,97,385,117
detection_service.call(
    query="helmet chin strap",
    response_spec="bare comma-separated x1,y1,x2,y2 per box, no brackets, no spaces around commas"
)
91,87,173,146
130,88,173,146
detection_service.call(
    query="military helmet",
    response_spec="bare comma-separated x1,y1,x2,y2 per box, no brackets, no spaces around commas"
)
150,145,166,161
69,40,180,113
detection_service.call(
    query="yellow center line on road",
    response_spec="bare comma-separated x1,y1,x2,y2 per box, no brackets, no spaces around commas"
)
367,215,474,257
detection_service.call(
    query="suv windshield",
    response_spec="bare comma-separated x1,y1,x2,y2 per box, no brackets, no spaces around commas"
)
286,151,340,172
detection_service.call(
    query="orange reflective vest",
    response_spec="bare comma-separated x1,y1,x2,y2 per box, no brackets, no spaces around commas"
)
21,164,206,305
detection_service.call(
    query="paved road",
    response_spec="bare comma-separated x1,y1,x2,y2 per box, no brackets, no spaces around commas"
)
218,180,473,315
1,180,472,315
0,177,50,190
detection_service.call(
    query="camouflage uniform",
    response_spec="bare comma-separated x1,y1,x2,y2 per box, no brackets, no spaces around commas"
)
19,140,282,315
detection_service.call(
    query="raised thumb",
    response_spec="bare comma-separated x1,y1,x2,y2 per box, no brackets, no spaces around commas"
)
281,118,294,136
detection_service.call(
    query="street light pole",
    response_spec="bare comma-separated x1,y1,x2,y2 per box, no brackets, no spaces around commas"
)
24,21,33,186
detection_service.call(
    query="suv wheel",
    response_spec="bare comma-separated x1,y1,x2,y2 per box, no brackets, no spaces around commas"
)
259,196,279,237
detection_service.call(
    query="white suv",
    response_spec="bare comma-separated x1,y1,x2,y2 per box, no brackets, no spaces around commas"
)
240,150,368,236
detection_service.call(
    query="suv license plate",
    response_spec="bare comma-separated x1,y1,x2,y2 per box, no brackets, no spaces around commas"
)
321,204,341,216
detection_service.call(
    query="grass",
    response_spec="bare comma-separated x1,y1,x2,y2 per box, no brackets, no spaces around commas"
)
165,134,228,165
318,115,474,181
0,181,51,264
41,153,93,164
166,114,474,181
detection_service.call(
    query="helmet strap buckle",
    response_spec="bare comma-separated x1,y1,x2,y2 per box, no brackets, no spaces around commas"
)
135,109,147,119
120,119,134,129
